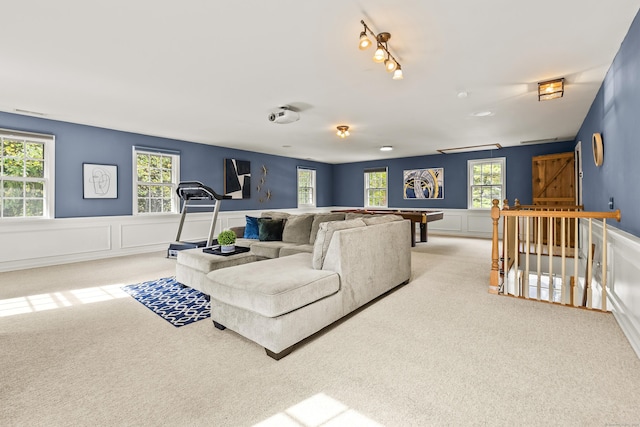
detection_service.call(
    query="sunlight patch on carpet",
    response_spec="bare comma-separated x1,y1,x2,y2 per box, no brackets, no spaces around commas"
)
122,277,210,327
0,285,129,317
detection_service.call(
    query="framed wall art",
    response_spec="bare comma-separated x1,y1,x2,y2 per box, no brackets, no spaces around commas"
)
403,168,444,199
224,158,251,199
83,163,118,199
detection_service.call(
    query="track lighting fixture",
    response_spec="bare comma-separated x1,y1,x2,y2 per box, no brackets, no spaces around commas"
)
359,20,403,79
336,125,350,138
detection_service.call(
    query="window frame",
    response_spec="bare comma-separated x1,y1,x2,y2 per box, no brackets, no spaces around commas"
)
364,167,388,208
0,128,55,220
297,167,316,208
132,147,180,215
467,157,506,210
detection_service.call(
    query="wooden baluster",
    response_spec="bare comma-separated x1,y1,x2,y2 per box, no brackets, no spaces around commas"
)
489,199,500,294
561,217,566,305
514,214,520,296
524,216,530,299
548,216,554,302
573,217,579,306
587,219,593,309
536,215,542,300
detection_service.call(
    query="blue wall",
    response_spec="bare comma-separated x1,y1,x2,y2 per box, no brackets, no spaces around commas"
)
0,112,334,217
4,7,639,235
333,142,576,209
575,8,640,237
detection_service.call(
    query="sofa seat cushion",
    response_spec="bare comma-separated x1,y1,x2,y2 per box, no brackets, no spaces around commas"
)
250,241,297,259
279,244,313,257
235,238,258,247
205,253,340,318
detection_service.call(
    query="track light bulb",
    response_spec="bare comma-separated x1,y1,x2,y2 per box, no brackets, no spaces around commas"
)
359,32,372,50
392,65,403,80
373,46,385,63
385,58,397,72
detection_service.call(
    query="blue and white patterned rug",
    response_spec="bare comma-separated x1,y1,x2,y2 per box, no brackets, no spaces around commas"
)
122,277,210,327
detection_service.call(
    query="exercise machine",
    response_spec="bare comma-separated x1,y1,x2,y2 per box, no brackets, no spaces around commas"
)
167,181,231,258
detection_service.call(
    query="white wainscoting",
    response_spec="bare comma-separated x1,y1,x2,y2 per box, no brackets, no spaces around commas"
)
2,208,637,359
582,219,640,358
427,208,493,238
0,207,329,272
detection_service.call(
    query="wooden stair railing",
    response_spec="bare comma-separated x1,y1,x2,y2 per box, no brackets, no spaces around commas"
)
490,199,621,311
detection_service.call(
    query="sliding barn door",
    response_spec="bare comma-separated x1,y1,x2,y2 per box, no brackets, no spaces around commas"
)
532,152,576,206
532,152,577,247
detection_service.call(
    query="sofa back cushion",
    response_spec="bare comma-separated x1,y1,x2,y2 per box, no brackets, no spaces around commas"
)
309,213,346,244
261,211,290,220
312,219,366,269
282,214,315,244
258,218,285,241
361,214,404,225
345,212,368,220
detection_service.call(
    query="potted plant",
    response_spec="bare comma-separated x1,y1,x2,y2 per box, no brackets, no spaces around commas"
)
217,230,237,253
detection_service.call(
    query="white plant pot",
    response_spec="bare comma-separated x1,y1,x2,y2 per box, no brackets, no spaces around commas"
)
221,244,236,253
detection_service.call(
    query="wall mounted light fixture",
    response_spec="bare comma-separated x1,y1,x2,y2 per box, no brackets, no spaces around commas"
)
538,78,564,101
336,125,350,138
358,20,403,80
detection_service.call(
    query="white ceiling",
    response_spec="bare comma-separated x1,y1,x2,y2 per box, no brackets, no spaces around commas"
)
1,1,639,164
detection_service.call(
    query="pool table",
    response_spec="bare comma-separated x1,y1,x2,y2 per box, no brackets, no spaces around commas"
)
332,209,444,247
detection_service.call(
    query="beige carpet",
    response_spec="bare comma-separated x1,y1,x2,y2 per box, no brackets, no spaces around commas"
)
1,237,639,426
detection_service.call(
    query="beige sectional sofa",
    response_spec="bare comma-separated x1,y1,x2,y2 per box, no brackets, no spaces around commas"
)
176,211,412,359
233,211,347,258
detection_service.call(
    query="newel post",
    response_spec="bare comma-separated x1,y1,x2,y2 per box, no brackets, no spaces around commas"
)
489,199,501,294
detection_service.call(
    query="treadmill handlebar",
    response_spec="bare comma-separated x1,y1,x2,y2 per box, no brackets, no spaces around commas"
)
176,181,230,201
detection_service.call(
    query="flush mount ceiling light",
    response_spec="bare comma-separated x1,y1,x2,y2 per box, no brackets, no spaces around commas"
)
358,20,403,80
538,78,564,101
336,125,350,138
470,111,493,117
380,146,393,151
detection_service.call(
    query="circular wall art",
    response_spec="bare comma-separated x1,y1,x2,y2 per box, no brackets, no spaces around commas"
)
592,132,603,167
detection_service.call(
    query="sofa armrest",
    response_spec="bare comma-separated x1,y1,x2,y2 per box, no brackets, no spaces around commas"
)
322,220,411,312
230,226,245,238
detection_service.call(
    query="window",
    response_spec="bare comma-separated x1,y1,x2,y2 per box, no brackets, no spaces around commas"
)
364,167,387,208
1,128,55,219
468,157,505,209
133,148,180,214
297,167,316,207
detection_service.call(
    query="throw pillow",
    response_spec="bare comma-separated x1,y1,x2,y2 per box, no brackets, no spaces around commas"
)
258,218,285,241
282,214,315,244
243,216,261,239
312,219,366,269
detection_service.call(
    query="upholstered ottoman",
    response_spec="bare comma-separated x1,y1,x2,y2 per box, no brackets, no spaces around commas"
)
176,248,264,294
